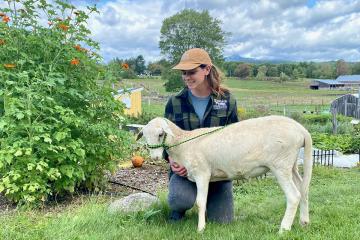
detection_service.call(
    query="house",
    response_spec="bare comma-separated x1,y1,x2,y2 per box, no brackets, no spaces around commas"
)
114,87,143,117
310,75,360,90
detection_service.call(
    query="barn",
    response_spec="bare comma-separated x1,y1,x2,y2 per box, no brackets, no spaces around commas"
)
310,75,360,90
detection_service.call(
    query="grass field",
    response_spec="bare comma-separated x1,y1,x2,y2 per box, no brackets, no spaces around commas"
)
119,77,354,116
1,167,359,240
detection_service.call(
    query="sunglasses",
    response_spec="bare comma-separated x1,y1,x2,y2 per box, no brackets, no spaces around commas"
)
181,64,207,76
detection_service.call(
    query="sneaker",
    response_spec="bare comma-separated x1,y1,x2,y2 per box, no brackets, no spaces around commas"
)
169,210,185,222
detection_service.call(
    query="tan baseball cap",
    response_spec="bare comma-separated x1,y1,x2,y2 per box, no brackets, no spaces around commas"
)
172,48,212,70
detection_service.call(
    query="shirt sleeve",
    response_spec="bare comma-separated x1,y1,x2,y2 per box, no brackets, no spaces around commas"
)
227,94,239,124
164,97,175,122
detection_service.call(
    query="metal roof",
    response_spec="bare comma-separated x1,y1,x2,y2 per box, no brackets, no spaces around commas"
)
313,79,342,84
336,75,360,82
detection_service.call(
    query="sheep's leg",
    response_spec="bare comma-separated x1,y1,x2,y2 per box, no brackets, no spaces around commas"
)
194,173,210,232
292,166,309,226
273,169,301,233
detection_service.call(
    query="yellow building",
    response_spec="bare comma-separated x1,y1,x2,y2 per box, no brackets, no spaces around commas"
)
114,87,143,117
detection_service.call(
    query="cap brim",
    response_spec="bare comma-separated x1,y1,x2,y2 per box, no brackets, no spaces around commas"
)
172,63,201,70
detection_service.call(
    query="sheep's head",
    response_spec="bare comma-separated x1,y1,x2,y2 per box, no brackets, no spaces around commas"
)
136,117,174,160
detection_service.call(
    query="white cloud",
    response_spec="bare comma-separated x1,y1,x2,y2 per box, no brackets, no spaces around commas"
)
3,0,358,62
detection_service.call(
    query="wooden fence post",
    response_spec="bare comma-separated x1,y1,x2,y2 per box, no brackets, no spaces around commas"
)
332,108,337,135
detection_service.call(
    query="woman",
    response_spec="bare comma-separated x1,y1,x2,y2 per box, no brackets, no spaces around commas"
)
164,48,239,223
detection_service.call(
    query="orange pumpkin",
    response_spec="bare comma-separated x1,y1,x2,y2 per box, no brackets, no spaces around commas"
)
132,155,144,168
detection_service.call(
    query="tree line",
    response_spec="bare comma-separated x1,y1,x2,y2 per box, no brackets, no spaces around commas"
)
107,9,360,91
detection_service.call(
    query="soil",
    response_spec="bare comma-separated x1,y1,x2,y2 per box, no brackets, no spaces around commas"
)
0,163,169,214
107,163,169,196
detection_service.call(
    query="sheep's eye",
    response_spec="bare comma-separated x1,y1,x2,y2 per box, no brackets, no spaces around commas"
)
159,132,164,138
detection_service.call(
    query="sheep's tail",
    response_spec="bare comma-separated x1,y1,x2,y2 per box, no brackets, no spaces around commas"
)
302,129,313,196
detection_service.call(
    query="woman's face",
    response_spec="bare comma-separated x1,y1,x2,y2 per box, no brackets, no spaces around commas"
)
181,65,211,91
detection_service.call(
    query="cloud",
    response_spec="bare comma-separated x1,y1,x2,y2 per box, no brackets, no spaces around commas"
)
4,0,355,62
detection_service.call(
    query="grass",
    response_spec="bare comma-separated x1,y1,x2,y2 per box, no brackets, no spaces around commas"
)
1,167,359,240
120,77,355,117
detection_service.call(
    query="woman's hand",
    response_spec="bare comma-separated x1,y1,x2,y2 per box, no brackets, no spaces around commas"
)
169,157,187,177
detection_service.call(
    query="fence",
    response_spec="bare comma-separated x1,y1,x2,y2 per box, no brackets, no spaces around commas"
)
312,149,334,166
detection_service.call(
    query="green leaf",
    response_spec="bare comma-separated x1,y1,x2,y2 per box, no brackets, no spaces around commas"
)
14,150,23,157
75,148,85,157
16,112,25,120
44,137,52,143
0,120,6,130
54,131,68,142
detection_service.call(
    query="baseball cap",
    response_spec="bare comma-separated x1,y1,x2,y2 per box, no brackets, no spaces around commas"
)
172,48,212,70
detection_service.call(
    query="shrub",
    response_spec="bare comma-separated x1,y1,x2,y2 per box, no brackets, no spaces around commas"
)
0,1,131,205
162,68,184,92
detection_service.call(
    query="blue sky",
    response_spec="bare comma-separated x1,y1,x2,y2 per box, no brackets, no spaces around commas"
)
6,0,360,63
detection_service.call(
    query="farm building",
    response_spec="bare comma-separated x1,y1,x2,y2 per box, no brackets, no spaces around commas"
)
330,93,360,119
330,93,359,133
114,87,143,117
310,75,360,90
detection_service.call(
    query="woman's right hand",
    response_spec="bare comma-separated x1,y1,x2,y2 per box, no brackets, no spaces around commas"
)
169,157,187,177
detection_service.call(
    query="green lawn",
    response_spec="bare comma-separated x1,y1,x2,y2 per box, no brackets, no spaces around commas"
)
1,167,359,240
120,77,353,117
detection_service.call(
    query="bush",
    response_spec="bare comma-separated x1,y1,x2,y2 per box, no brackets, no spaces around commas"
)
312,133,359,154
0,1,132,205
162,68,184,92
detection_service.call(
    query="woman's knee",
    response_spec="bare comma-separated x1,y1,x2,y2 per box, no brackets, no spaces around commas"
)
168,175,197,211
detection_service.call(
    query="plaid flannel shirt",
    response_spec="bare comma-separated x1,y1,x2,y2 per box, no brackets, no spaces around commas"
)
164,88,239,179
164,87,239,130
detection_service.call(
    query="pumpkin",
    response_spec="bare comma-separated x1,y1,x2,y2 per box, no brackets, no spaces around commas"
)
132,155,144,168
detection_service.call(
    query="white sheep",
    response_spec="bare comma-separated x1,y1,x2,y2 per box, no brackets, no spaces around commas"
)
137,115,313,233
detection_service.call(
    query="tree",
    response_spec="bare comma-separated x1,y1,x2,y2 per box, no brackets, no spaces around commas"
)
234,63,252,79
279,72,290,82
256,65,267,81
222,61,238,77
351,62,360,74
336,59,349,77
266,64,279,77
159,9,227,91
134,55,146,75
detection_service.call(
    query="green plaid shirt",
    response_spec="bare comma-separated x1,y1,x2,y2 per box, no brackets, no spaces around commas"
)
164,87,239,130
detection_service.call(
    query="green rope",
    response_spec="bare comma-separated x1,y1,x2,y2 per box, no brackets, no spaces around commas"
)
146,126,225,150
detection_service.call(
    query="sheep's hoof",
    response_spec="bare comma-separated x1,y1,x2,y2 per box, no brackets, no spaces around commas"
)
278,227,291,234
197,225,205,233
300,219,310,227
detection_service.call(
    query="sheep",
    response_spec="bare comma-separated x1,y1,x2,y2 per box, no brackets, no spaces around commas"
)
136,115,313,233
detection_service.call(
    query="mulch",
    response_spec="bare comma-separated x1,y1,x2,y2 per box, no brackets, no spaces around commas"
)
0,163,169,214
107,163,169,196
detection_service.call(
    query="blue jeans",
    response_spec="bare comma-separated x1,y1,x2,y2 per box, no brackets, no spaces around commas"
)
168,173,234,223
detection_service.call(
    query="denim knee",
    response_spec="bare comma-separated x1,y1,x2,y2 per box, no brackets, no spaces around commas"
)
168,174,197,212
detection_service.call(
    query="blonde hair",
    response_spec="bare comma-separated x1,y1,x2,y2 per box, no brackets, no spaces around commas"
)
203,65,228,96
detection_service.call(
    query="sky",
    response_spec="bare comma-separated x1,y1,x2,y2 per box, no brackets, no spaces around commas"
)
3,0,360,63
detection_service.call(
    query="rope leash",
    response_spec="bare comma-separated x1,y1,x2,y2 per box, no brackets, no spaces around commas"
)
146,126,225,150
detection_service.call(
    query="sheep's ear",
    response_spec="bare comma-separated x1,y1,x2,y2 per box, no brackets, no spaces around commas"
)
161,121,174,137
135,130,143,141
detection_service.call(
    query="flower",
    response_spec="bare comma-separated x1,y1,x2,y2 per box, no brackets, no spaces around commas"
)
74,45,88,53
2,16,10,23
121,63,129,70
48,21,53,26
0,39,5,45
70,58,79,65
4,64,16,69
58,23,69,31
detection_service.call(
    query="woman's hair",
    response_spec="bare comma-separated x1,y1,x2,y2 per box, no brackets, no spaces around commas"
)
200,64,229,96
